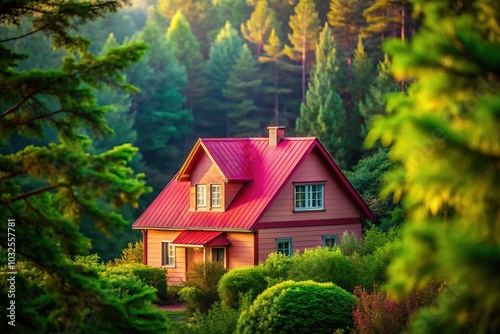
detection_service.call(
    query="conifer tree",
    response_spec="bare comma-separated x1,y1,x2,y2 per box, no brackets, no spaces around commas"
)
166,10,207,111
359,54,397,139
296,25,347,168
284,0,320,102
0,1,166,332
259,29,290,125
241,0,277,57
205,21,244,136
327,0,366,85
127,19,191,175
363,0,411,41
223,44,263,137
367,0,500,332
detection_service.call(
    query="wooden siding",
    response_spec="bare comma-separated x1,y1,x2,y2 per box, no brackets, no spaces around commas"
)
259,149,360,223
258,224,361,262
226,232,254,269
147,230,186,285
225,183,243,210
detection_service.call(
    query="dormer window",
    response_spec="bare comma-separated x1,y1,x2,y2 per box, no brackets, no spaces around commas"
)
196,185,207,207
294,184,324,211
211,185,221,207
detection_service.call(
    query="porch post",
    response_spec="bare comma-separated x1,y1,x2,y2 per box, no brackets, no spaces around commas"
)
203,248,206,263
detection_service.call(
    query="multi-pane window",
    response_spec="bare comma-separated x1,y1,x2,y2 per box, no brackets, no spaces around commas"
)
322,235,338,248
196,184,207,207
294,184,324,210
276,238,293,257
211,184,221,207
161,241,175,267
212,248,225,265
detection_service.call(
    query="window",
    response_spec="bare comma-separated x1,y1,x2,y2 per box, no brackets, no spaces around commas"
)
161,241,175,267
211,184,221,207
276,238,293,257
294,184,324,211
196,185,207,207
322,235,338,248
212,248,225,265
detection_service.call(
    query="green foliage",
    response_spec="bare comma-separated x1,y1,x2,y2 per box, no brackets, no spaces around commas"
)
241,0,277,56
366,0,500,332
127,18,192,175
288,247,357,291
180,261,227,314
113,240,144,265
166,10,207,112
296,24,348,168
284,0,320,61
205,21,244,136
106,263,168,303
236,280,355,334
223,44,263,136
261,251,293,286
189,302,241,334
218,266,268,308
338,231,362,256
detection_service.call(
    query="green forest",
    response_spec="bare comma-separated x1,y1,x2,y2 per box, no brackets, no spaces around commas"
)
1,0,499,333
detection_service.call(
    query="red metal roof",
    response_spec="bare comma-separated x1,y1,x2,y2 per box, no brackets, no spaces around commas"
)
133,137,373,231
172,231,231,247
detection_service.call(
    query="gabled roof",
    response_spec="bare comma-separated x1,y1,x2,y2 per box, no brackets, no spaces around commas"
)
177,139,252,183
133,137,374,231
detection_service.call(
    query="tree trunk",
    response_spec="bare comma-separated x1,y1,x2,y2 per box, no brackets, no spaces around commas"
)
302,34,306,103
274,59,279,125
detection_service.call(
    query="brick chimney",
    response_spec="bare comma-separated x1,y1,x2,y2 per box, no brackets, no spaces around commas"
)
267,126,285,147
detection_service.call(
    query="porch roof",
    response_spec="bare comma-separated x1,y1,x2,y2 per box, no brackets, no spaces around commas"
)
172,231,231,247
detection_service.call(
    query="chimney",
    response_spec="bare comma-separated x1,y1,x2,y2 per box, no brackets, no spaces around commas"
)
267,126,285,147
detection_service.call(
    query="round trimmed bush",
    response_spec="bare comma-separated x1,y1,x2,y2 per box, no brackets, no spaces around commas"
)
236,280,355,334
218,266,268,308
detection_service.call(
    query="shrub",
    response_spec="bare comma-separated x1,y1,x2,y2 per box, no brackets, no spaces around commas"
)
357,239,401,289
180,261,226,314
288,247,358,291
189,302,240,334
339,231,362,256
218,266,268,308
106,263,168,303
261,252,292,286
352,283,440,334
360,225,399,256
113,241,143,265
236,280,355,334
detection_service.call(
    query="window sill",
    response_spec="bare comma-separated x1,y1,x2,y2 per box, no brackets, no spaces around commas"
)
161,265,175,268
293,208,326,212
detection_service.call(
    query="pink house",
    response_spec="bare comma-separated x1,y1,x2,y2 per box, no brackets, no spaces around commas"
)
133,127,373,284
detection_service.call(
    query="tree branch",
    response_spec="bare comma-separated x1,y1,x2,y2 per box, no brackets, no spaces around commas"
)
1,184,67,204
1,86,46,118
0,24,49,43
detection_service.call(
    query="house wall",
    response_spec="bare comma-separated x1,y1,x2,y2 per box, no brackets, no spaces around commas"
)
257,224,361,262
147,229,255,284
226,232,254,269
147,230,186,285
259,149,360,223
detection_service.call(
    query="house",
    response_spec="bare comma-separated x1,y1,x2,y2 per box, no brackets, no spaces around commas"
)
132,126,373,284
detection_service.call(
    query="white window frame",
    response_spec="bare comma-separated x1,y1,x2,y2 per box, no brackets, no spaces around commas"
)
276,238,293,257
211,184,221,207
322,235,338,248
294,184,324,211
196,184,207,207
161,241,175,267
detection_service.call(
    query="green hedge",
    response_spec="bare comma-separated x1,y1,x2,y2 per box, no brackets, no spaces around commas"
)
218,266,268,308
236,280,355,334
107,263,168,303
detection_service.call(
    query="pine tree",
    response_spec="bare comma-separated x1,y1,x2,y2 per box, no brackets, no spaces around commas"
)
296,25,347,168
0,1,166,332
241,0,277,57
363,0,412,41
327,0,366,86
284,0,320,102
166,10,207,111
223,44,263,137
259,29,290,125
359,54,397,139
205,21,244,137
367,0,500,332
127,19,191,175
